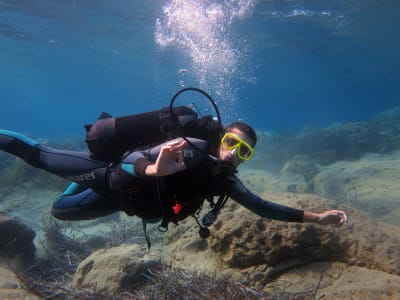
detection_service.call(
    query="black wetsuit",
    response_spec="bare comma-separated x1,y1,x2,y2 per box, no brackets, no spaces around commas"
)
0,130,304,224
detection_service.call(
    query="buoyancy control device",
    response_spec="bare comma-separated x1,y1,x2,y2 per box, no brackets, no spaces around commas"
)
84,87,230,248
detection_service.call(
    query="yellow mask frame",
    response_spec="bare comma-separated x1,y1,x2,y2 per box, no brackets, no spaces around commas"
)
220,132,255,160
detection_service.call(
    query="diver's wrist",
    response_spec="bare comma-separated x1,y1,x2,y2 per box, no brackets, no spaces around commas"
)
144,164,157,176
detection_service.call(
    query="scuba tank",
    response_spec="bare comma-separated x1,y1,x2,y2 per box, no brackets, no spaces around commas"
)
84,88,223,162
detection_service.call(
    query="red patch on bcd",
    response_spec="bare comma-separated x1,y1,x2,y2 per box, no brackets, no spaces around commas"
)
172,203,183,214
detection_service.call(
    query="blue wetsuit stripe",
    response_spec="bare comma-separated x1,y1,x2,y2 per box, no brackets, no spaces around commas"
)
121,163,136,175
0,129,38,146
62,182,80,195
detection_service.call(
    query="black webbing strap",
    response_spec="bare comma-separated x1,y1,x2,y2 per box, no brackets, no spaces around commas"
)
142,219,151,250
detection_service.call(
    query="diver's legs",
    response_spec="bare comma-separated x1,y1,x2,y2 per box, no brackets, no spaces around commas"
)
52,186,118,220
0,129,108,188
0,129,40,163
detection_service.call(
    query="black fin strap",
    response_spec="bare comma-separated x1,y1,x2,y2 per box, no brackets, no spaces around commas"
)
142,219,151,250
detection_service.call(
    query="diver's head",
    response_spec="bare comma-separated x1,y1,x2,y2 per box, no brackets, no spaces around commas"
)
218,122,257,167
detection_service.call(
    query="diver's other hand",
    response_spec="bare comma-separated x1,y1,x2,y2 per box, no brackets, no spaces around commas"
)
303,210,348,226
318,210,348,226
145,140,187,176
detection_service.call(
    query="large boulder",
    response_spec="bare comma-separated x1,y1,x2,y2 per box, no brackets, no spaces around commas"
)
0,211,36,263
72,243,162,293
0,211,39,300
0,261,41,300
267,262,400,299
162,193,400,295
278,154,318,193
313,151,400,225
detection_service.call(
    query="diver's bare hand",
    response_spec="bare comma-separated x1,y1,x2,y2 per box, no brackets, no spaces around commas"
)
303,210,348,226
145,140,187,176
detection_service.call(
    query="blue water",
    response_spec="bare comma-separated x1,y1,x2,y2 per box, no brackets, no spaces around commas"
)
1,0,399,136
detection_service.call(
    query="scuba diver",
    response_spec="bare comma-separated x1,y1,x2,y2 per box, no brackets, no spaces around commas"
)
0,88,347,248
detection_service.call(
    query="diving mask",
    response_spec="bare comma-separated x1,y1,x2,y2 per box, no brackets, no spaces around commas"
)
220,132,254,160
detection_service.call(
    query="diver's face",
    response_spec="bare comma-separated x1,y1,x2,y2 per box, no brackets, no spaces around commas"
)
218,127,255,168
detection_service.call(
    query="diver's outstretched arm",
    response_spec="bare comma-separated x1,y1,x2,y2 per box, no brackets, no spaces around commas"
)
228,175,348,226
0,129,108,188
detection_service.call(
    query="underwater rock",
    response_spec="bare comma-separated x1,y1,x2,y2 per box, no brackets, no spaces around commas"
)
0,212,39,299
250,109,400,172
315,265,400,299
279,155,318,193
0,211,36,263
72,244,161,293
313,151,400,225
280,155,318,182
162,192,400,293
267,262,400,299
0,261,41,300
293,121,383,165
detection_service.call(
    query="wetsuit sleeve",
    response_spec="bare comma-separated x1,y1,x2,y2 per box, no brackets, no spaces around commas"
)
227,176,304,222
120,151,152,176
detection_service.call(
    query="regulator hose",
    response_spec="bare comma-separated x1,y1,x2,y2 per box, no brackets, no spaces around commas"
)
168,87,222,129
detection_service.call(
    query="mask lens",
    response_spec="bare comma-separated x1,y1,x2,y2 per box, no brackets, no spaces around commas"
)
222,134,240,149
239,145,253,159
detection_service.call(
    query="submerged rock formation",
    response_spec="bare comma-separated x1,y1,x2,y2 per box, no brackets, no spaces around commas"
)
162,193,400,296
0,211,39,300
72,244,162,293
313,151,400,226
0,211,36,263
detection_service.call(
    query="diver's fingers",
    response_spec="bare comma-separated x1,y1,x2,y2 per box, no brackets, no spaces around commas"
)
342,211,348,223
335,210,348,226
165,140,187,152
177,160,186,172
172,140,187,151
177,151,184,163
